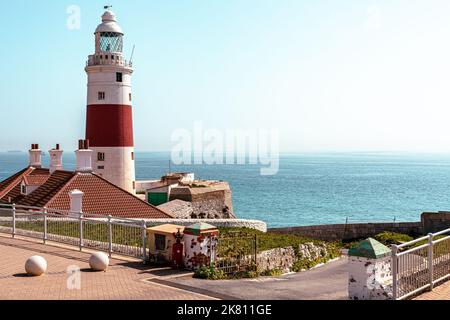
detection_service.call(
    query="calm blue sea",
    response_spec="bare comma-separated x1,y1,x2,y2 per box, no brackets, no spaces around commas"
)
2,152,450,228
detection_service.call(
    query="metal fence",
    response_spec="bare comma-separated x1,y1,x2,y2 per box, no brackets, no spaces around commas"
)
0,203,147,260
392,228,450,300
214,232,258,275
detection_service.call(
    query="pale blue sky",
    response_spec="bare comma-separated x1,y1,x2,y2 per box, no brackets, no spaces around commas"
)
2,0,450,152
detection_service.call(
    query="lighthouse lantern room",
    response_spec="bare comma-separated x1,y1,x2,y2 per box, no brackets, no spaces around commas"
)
85,8,136,193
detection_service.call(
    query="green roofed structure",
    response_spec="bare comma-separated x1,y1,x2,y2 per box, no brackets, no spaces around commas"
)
348,238,391,259
184,223,219,236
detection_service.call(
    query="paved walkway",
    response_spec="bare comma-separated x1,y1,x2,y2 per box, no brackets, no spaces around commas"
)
162,257,349,300
0,235,213,300
415,281,450,300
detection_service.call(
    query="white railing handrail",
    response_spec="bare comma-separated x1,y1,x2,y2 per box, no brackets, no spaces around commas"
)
396,235,429,249
397,243,429,257
0,203,143,224
392,227,450,300
0,203,147,260
396,228,450,249
433,235,450,244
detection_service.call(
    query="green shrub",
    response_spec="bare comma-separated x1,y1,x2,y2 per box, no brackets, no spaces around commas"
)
218,227,344,254
374,232,413,246
194,266,226,280
292,256,327,272
260,268,283,277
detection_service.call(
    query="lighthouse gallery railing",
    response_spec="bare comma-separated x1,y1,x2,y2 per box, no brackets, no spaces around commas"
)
0,203,147,261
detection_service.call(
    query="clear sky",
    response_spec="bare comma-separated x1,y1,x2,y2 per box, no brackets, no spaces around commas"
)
2,0,450,153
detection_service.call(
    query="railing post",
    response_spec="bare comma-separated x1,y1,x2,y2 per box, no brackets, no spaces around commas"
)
141,220,147,263
254,234,258,272
12,203,16,238
108,215,113,257
392,244,398,300
428,233,434,291
43,207,48,244
79,212,83,252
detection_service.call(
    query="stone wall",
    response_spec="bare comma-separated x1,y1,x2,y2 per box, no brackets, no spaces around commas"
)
269,222,423,241
190,191,234,219
257,247,295,273
169,183,235,219
269,212,450,242
421,212,450,234
256,242,334,273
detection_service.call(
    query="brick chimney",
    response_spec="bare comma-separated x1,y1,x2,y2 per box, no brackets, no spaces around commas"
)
75,139,93,173
28,144,42,168
49,144,63,174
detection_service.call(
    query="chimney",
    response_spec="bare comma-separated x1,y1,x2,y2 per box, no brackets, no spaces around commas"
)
69,189,84,214
75,139,93,173
28,144,42,168
49,144,63,174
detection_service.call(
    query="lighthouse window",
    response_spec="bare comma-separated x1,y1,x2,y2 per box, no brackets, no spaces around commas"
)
116,72,123,82
129,93,132,101
98,92,105,100
100,32,123,53
97,152,105,162
131,152,134,160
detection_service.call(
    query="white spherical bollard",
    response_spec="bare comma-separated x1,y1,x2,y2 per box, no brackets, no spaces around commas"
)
89,252,109,271
25,256,47,276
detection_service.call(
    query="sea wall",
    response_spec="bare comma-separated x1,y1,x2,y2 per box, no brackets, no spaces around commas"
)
269,222,423,241
421,212,450,234
269,212,450,241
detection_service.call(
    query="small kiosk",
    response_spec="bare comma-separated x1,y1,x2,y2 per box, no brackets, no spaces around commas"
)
183,223,219,270
146,224,185,263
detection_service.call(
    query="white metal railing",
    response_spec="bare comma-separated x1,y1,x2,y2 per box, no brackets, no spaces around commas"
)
0,203,147,261
86,55,132,68
392,228,450,300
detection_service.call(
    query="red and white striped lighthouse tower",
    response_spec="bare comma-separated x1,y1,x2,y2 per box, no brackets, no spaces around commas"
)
85,8,136,193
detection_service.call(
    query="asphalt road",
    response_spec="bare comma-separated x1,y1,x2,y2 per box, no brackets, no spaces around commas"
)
160,257,349,300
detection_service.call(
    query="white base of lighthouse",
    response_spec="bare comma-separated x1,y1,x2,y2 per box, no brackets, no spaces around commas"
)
91,146,136,194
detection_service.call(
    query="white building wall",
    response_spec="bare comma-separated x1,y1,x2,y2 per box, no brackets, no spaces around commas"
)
91,146,135,193
86,66,133,106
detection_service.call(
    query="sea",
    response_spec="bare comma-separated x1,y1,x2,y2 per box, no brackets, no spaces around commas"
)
2,152,450,228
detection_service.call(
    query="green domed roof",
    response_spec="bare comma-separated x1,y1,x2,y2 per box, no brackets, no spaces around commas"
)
348,238,391,259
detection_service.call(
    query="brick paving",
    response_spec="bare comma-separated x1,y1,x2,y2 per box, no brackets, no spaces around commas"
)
414,281,450,300
0,235,214,300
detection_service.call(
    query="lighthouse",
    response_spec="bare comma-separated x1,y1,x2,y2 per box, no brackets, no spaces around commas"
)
85,8,136,193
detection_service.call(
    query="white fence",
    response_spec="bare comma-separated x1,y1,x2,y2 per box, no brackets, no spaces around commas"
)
0,203,147,260
392,228,450,300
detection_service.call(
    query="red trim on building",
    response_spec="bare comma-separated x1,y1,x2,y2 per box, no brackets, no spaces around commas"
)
86,104,134,147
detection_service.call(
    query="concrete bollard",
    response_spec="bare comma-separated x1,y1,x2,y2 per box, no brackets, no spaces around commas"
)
348,238,393,300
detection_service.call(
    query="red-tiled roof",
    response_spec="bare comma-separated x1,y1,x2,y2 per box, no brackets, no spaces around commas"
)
1,166,171,219
23,175,50,186
1,184,24,204
0,168,32,199
46,173,172,219
17,170,75,208
0,167,50,202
